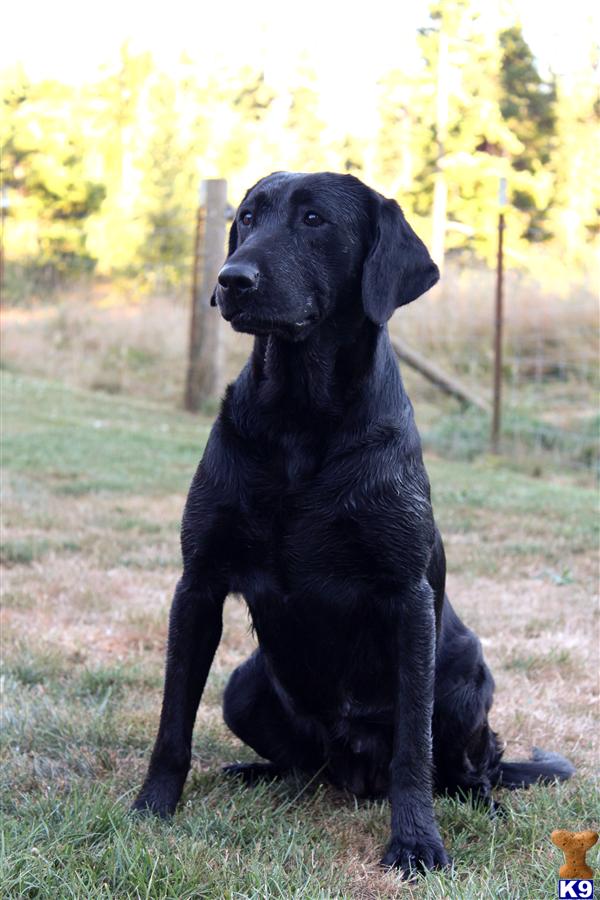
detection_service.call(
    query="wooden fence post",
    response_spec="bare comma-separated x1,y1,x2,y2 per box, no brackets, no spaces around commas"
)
184,178,227,412
0,185,8,306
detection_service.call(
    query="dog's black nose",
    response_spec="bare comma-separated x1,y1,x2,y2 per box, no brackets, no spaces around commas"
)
218,263,259,293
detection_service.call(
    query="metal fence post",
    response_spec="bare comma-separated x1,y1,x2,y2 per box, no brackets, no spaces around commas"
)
491,176,507,453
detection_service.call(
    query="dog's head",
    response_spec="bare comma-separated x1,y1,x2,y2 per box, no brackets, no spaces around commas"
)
212,172,438,340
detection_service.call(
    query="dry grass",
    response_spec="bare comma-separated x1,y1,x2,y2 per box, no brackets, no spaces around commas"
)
2,372,599,897
3,474,597,777
2,264,597,411
0,287,251,408
3,266,597,488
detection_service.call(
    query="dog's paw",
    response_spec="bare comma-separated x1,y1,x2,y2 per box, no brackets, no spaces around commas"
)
222,762,283,785
131,790,175,819
130,774,183,819
380,831,450,877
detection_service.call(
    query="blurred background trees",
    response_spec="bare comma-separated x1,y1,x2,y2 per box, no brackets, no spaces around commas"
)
1,1,598,297
1,0,597,476
2,73,106,287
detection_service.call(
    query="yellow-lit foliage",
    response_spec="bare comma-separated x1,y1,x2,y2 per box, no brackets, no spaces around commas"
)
1,17,598,293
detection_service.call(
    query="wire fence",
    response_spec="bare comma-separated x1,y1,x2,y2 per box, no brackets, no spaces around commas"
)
2,225,598,478
393,265,598,475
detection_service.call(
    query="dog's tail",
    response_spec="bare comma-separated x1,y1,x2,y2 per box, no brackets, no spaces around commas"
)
498,747,575,789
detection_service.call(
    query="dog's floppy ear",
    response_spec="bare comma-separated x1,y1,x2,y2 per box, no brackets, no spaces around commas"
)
361,196,439,324
210,218,238,306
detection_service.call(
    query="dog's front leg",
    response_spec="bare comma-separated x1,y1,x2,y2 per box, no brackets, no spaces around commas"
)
132,573,225,817
381,579,449,875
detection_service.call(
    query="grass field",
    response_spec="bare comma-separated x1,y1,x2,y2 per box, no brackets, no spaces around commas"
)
1,371,599,898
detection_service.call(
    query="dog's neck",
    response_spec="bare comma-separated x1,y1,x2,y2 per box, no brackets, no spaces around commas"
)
248,309,402,422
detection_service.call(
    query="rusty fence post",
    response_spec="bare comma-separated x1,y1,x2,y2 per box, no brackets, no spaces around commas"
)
491,176,507,453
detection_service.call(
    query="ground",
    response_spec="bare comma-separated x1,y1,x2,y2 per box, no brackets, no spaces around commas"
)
1,372,598,899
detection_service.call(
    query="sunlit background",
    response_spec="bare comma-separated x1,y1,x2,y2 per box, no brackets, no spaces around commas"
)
1,0,599,469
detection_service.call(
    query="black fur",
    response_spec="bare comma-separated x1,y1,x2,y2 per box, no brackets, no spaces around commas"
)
132,172,574,875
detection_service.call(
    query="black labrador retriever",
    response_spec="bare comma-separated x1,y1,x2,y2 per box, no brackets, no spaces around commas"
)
133,171,574,874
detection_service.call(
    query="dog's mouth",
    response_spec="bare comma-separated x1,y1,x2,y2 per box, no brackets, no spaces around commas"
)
226,310,320,341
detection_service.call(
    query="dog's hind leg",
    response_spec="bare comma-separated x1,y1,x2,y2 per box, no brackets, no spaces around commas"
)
223,649,326,780
432,597,502,808
432,594,574,805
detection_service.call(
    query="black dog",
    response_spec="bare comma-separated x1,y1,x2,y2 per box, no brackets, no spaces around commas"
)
133,172,574,874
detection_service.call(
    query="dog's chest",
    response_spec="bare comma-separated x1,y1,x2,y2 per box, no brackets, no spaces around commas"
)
233,427,429,592
228,431,429,713
235,466,415,601
269,427,322,485
241,434,325,580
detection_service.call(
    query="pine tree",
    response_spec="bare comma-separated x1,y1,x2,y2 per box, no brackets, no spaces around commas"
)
499,24,558,240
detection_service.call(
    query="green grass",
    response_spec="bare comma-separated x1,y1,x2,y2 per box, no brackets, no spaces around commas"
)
502,648,573,675
0,536,82,565
1,372,599,898
0,537,52,565
422,405,599,475
1,371,210,495
2,772,597,899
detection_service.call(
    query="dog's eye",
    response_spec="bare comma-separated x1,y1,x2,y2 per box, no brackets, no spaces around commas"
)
303,211,324,227
240,211,253,227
